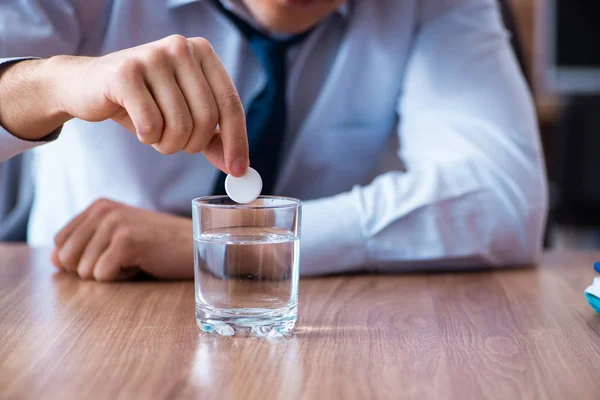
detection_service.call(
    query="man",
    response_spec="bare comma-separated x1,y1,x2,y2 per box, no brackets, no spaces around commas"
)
0,0,547,281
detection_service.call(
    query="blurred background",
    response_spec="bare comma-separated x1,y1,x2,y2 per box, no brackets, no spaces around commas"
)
511,0,600,250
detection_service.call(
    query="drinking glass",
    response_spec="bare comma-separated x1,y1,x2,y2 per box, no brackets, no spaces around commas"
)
192,196,301,337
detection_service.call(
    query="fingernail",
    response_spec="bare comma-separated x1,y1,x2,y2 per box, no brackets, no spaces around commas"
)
231,158,248,177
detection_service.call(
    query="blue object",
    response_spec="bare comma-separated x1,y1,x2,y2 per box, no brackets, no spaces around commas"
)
585,277,600,314
594,262,600,273
585,292,600,314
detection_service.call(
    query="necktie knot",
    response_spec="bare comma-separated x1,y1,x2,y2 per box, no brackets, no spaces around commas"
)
214,2,310,78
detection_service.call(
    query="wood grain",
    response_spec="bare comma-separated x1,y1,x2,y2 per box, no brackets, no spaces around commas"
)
1,244,599,400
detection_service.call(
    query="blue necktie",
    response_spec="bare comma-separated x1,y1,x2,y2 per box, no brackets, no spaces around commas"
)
211,1,311,195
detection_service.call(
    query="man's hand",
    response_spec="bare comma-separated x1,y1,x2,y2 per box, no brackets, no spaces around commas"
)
0,35,249,176
51,198,194,282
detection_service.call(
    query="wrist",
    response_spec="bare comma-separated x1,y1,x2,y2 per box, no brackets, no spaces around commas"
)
0,57,72,141
42,56,74,125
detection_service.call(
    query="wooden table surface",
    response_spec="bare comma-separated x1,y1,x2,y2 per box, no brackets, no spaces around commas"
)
1,244,599,400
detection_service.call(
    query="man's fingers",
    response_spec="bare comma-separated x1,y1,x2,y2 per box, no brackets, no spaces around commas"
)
50,249,61,268
76,221,114,280
202,132,228,173
170,41,221,155
110,60,164,145
190,37,249,177
108,36,247,166
93,238,137,282
57,214,99,273
144,53,194,155
54,208,90,249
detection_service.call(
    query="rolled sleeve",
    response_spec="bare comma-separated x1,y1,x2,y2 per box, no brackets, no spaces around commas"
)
0,124,61,162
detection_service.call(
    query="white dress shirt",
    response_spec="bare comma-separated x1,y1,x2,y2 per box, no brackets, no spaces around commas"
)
0,0,548,274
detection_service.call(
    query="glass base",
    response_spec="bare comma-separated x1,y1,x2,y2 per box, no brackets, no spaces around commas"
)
196,302,297,338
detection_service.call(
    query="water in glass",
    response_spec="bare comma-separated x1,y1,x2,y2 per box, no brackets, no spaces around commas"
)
194,226,299,337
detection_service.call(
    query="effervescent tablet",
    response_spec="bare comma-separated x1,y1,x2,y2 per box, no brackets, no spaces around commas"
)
224,167,262,204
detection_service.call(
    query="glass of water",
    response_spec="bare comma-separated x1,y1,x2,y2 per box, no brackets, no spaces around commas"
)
192,196,301,337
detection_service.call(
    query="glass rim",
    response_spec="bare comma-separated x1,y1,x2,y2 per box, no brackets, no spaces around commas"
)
191,195,301,210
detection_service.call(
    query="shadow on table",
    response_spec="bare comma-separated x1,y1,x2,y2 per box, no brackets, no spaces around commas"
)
301,263,537,280
50,269,192,284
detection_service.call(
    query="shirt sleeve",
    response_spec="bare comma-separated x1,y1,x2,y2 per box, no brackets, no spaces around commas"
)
300,0,548,275
0,0,80,162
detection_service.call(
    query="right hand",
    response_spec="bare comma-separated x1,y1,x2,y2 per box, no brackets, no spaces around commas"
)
52,35,249,176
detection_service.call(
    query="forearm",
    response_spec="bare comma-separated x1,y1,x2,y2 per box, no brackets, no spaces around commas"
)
300,154,546,276
0,57,71,141
300,192,366,276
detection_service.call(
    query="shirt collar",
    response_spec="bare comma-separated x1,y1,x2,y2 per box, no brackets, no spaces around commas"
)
166,0,349,20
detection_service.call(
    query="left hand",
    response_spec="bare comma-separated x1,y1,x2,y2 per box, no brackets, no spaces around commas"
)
51,198,193,282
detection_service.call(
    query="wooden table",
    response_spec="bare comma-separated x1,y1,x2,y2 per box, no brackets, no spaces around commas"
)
1,244,599,399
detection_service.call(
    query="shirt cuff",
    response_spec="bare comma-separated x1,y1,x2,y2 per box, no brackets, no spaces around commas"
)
300,190,367,276
0,123,61,163
0,57,61,162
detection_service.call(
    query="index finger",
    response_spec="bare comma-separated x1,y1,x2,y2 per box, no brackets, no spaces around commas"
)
189,38,249,177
